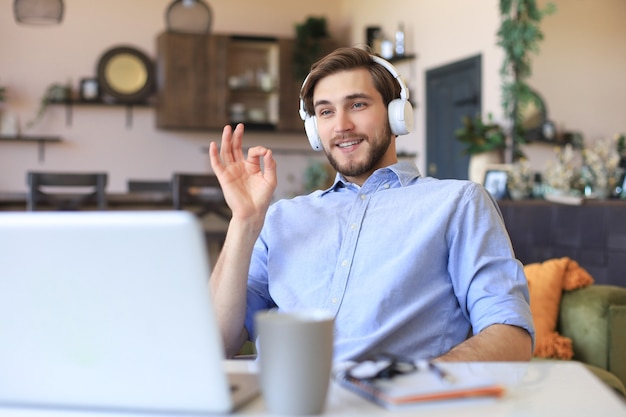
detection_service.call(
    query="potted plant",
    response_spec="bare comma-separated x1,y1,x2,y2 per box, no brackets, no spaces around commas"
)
508,158,534,199
455,113,507,183
303,160,334,193
26,82,71,128
616,133,626,169
497,0,555,161
455,113,506,156
0,85,19,136
580,138,623,199
292,16,331,80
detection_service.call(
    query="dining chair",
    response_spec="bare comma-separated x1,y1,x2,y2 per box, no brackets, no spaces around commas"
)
26,171,108,211
171,173,230,253
171,173,230,221
127,179,171,193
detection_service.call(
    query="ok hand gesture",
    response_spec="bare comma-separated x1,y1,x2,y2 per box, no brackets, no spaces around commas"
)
208,123,277,224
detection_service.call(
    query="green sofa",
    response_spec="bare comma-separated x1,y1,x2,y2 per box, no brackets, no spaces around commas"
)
556,284,626,396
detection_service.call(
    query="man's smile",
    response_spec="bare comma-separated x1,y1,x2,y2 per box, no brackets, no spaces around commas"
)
337,139,363,149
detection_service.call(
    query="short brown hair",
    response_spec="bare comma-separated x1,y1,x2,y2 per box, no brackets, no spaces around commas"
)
300,47,401,117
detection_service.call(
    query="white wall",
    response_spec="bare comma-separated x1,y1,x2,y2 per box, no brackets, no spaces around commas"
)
341,0,626,174
0,0,344,198
522,0,626,170
1,0,624,196
339,0,504,175
533,0,625,140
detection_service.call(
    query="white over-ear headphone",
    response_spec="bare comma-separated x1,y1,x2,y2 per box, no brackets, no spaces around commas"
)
298,54,414,151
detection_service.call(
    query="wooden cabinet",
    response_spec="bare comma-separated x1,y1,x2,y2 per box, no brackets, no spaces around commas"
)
156,32,310,132
225,36,281,130
276,38,306,132
156,32,228,130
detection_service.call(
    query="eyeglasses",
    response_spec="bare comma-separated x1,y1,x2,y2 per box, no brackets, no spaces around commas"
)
345,352,455,384
345,353,417,381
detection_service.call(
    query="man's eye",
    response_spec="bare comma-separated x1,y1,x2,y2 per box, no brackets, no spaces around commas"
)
318,109,332,117
353,102,365,109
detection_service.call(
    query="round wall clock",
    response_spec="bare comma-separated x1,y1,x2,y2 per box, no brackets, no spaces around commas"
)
96,46,155,103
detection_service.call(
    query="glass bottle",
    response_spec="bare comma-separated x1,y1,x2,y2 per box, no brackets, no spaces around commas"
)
380,38,394,59
394,23,405,57
532,172,545,199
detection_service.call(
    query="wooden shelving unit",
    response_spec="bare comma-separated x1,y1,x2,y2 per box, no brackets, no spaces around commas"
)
155,32,328,132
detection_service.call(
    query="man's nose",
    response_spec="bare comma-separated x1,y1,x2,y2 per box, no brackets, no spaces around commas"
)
334,110,354,132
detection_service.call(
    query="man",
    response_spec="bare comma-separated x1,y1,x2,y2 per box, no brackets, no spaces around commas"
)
208,47,534,362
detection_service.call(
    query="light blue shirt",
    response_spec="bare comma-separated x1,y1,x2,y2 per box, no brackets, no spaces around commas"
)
245,161,534,362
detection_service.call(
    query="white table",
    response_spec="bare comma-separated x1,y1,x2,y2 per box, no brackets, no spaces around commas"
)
0,360,624,417
233,360,626,417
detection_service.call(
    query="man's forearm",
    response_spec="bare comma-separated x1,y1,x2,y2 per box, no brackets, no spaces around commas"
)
436,324,533,362
209,219,260,358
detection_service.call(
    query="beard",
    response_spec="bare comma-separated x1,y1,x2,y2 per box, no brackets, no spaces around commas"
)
324,122,393,178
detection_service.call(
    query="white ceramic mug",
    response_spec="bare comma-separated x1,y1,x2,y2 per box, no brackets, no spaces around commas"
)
255,310,334,415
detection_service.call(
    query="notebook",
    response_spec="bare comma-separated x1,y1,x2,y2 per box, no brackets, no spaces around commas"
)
0,211,259,414
334,361,504,410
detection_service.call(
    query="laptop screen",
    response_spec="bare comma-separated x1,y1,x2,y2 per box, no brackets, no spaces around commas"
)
0,211,234,414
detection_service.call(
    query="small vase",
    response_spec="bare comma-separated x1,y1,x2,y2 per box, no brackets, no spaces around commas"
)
509,188,529,201
594,186,611,200
0,111,19,136
468,151,502,184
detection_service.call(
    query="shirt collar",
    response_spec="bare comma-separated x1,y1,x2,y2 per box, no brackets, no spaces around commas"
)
321,161,421,196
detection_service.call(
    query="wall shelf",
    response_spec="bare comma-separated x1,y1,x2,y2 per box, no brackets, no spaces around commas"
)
0,135,62,163
49,99,153,129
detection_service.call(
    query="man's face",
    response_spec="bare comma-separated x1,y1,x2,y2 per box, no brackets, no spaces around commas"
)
312,69,397,185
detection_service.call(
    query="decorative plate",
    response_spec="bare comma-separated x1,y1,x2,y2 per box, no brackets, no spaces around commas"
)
96,46,155,103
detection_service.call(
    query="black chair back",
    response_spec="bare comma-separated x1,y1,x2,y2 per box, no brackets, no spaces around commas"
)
171,173,230,221
27,171,108,211
127,180,171,193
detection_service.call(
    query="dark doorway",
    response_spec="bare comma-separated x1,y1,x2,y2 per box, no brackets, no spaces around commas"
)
425,55,481,179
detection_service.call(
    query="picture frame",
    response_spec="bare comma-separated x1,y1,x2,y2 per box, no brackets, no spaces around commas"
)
79,78,100,102
483,169,509,200
620,172,626,198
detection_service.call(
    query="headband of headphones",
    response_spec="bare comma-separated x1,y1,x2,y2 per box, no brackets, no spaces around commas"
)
298,55,410,118
298,53,414,151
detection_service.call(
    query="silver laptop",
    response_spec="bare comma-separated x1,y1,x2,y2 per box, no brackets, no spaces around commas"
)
0,211,258,414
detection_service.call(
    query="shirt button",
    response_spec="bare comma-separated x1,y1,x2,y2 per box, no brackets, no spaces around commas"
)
341,260,348,267
350,223,357,230
332,298,338,304
384,183,390,189
360,194,367,200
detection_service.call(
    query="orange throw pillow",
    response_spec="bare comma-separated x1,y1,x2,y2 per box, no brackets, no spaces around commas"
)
523,257,594,359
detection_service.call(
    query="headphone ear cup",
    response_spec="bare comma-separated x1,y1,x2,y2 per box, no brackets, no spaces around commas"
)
388,98,414,136
304,115,323,151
